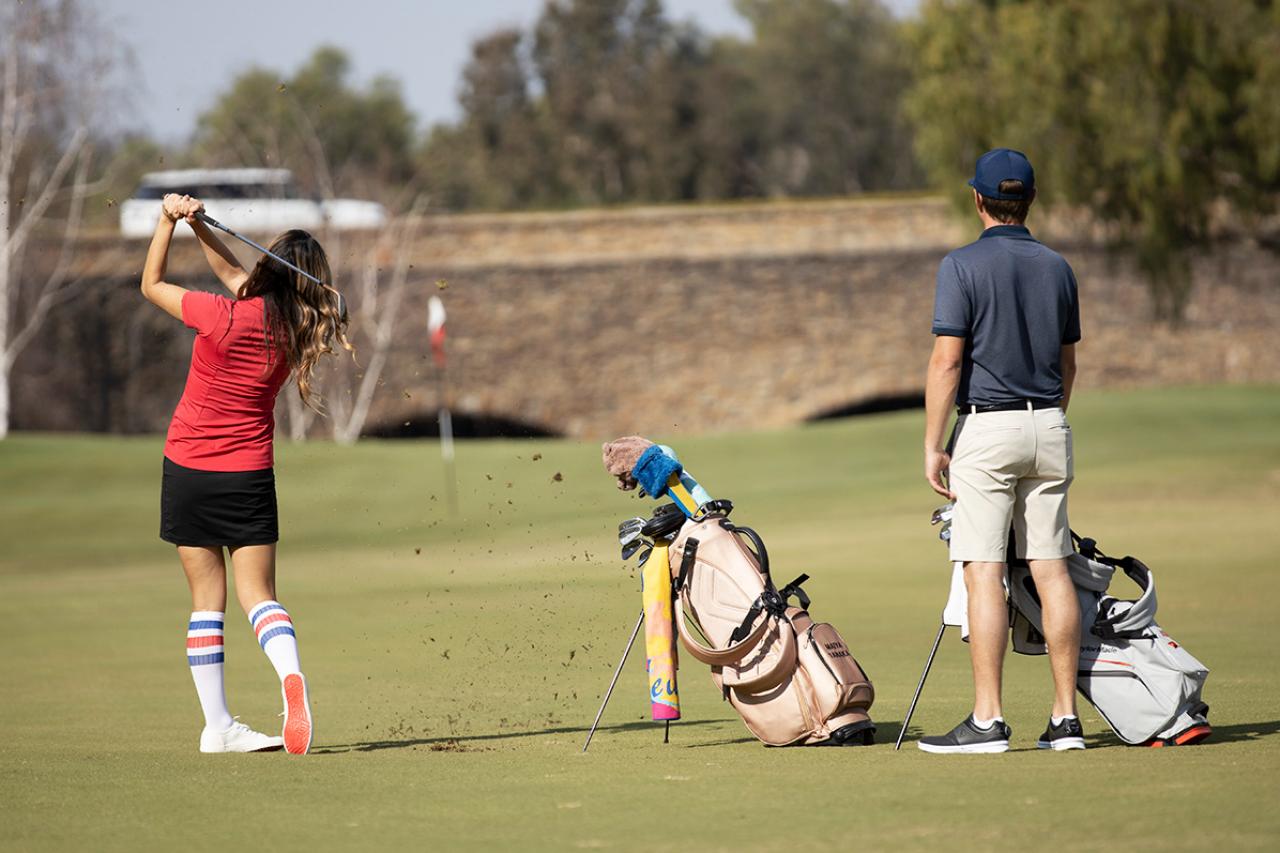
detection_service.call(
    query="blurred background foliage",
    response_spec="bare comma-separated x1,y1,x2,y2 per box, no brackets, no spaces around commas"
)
906,0,1280,319
10,0,1280,318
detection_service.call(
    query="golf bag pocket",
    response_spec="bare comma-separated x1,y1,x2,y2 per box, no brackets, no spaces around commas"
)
1078,627,1210,745
793,613,875,723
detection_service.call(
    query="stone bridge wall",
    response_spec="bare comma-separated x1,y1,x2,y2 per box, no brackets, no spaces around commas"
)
14,197,1279,438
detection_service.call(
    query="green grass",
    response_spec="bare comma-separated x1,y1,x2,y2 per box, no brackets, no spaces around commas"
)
2,385,1278,852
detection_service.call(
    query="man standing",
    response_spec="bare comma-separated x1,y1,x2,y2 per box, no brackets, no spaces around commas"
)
919,148,1084,754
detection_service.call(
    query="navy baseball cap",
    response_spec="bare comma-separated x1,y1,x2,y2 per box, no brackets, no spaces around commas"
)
968,148,1035,199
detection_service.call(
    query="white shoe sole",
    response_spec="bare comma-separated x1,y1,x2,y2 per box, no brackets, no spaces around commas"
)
1037,737,1086,750
199,727,284,753
917,740,1009,754
200,740,284,754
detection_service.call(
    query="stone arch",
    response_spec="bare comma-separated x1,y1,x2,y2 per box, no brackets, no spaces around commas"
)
806,391,924,422
361,410,562,439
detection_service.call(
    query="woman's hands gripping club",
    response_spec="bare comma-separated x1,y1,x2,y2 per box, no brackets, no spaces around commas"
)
162,193,205,224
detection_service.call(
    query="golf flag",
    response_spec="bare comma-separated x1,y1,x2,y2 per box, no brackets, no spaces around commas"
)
641,540,680,721
428,296,447,368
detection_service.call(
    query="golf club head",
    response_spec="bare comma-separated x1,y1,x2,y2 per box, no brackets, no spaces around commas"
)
636,545,654,567
618,517,647,546
931,503,955,543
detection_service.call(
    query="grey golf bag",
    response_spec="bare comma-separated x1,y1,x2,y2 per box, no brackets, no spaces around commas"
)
1008,534,1211,746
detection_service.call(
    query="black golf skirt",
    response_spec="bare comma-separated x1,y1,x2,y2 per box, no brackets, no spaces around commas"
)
160,457,279,547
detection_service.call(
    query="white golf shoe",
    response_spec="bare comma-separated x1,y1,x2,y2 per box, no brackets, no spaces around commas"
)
199,719,284,753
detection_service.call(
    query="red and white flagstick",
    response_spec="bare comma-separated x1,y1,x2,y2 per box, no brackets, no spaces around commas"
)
428,295,457,515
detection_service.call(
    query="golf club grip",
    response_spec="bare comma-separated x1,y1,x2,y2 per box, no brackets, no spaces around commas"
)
193,211,230,232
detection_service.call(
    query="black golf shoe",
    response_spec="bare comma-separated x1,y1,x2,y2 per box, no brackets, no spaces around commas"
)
1036,716,1086,750
917,715,1011,754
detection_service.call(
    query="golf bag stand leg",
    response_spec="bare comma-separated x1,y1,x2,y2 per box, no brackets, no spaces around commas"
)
894,622,948,750
582,610,645,753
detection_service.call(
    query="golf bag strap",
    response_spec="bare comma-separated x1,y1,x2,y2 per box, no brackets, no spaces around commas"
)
675,597,774,667
674,538,699,593
788,608,814,634
724,522,770,580
674,601,796,693
724,623,797,694
1070,529,1103,560
728,579,798,643
730,596,767,644
1092,556,1158,639
778,575,811,610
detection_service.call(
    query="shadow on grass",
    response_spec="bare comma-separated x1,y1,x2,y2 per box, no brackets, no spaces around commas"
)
683,736,758,748
1190,719,1280,745
877,720,917,748
315,717,916,754
1076,718,1280,749
1037,718,1279,751
314,718,731,755
686,720,901,750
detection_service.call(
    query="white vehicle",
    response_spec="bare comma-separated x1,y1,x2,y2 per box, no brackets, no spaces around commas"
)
119,168,387,237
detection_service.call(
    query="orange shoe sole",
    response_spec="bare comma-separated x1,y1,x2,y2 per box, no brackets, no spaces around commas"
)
282,673,312,755
1145,724,1211,747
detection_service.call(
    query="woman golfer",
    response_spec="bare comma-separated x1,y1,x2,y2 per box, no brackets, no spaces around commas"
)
140,193,350,754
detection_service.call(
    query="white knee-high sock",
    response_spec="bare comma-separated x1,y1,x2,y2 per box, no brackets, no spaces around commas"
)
187,611,233,731
248,600,301,680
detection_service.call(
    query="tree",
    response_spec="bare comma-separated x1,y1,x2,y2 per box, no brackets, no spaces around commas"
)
531,0,711,205
191,46,417,205
419,29,556,210
728,0,919,196
905,0,1280,319
1,0,119,438
421,0,721,210
420,0,921,210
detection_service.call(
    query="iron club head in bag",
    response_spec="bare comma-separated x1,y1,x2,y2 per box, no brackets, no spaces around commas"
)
618,517,647,544
619,517,649,560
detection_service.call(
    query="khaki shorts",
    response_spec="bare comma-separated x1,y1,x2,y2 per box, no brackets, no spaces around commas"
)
947,406,1073,563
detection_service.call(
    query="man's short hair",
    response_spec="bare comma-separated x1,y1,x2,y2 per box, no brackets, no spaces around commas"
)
978,180,1034,224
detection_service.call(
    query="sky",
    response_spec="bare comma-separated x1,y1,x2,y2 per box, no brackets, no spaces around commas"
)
98,0,920,142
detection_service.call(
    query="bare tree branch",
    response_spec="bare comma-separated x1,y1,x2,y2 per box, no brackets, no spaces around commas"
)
331,196,427,445
7,127,87,256
0,0,122,437
6,146,94,359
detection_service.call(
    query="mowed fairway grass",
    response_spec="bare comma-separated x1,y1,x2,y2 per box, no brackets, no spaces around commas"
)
2,385,1277,852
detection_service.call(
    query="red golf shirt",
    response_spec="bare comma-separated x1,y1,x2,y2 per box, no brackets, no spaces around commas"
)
165,291,290,472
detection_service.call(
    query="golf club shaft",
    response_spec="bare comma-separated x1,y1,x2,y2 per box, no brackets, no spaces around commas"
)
193,211,326,288
582,610,645,753
894,621,947,751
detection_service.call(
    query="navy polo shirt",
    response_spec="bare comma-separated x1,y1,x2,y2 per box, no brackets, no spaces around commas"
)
932,225,1081,407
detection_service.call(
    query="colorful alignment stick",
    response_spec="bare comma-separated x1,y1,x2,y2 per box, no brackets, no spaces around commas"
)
641,540,680,721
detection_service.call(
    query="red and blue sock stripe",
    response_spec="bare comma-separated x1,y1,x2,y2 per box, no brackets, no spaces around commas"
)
187,613,225,666
250,601,295,648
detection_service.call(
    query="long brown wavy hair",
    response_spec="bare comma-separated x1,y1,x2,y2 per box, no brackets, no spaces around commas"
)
237,230,353,411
